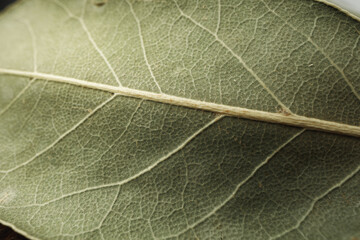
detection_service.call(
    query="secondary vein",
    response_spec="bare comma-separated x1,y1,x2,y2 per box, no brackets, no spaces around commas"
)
261,0,360,101
172,0,292,113
161,129,305,239
0,115,223,208
53,0,122,87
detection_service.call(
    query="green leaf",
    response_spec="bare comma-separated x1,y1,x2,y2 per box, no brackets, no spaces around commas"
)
0,0,359,239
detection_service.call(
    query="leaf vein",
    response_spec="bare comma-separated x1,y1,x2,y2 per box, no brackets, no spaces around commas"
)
0,94,116,174
125,0,163,93
271,164,360,240
98,186,120,240
1,68,359,137
0,79,34,118
53,0,122,86
172,0,291,113
0,115,223,208
261,0,360,101
161,129,305,239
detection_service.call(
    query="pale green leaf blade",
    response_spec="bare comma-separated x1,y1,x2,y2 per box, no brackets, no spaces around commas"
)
0,0,359,240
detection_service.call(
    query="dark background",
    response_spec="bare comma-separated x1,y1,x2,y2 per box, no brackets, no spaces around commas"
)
0,0,16,10
0,1,28,239
0,225,27,240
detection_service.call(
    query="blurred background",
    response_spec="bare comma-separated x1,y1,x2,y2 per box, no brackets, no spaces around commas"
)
0,0,16,10
327,0,360,17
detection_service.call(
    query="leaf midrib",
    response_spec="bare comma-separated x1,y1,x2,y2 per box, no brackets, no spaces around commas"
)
0,68,359,138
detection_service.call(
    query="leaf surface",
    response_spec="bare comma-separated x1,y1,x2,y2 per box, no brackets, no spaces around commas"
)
0,0,359,239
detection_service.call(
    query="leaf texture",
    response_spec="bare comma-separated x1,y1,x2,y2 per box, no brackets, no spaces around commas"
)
0,0,359,239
